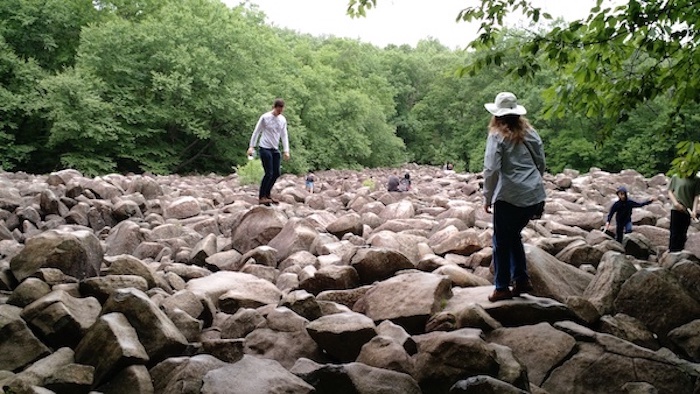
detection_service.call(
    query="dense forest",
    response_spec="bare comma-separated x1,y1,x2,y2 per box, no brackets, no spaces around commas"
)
1,0,697,177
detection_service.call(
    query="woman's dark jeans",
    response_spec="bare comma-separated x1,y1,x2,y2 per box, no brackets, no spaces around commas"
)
258,147,281,198
492,200,539,290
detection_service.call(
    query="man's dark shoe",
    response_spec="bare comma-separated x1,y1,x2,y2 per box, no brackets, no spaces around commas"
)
512,280,534,296
268,196,280,205
488,288,513,302
258,197,272,206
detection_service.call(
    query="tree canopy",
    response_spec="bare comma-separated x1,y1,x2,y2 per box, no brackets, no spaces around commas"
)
349,0,700,178
0,0,695,178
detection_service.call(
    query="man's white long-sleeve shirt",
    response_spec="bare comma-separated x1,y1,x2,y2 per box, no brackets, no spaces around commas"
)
249,111,289,152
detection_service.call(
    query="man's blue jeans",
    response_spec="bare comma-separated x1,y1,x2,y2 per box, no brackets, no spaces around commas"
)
258,147,281,198
492,200,539,290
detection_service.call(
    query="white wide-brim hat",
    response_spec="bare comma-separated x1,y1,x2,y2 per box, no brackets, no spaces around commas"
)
484,92,527,117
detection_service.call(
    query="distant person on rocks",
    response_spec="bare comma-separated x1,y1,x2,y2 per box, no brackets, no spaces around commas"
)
305,172,315,193
667,172,700,252
604,186,655,243
482,92,546,302
247,98,290,206
387,174,401,192
399,172,411,191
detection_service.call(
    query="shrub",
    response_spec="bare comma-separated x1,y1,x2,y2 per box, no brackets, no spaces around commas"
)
362,178,376,190
236,158,263,186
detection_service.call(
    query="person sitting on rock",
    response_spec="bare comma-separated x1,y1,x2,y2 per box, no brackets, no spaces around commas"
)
387,174,401,192
398,173,411,192
604,186,655,243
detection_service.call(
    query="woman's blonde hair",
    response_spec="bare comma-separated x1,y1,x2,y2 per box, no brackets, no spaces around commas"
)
488,115,532,143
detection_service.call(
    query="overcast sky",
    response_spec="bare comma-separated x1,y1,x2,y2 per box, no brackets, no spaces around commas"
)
225,0,607,49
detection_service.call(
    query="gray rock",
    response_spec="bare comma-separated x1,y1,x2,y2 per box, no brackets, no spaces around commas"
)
450,375,528,394
150,354,227,394
80,275,149,303
10,228,102,282
102,288,188,363
43,362,94,394
525,245,594,303
74,312,149,386
356,335,415,375
200,355,314,394
105,220,145,256
667,319,700,361
1,347,74,390
220,308,266,339
202,338,244,363
326,213,363,238
20,290,101,348
96,365,154,394
299,265,360,295
313,361,422,394
306,311,377,362
164,196,201,220
599,313,660,350
412,329,500,394
431,228,486,256
204,249,243,271
230,206,287,254
350,247,414,285
279,290,322,321
583,251,639,315
104,254,157,288
486,322,575,386
354,272,452,334
7,278,52,308
614,268,700,342
189,233,218,266
244,327,326,369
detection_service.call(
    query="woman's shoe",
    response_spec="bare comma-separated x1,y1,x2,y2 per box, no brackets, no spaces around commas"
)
512,280,534,296
258,197,272,206
268,196,280,205
488,288,513,302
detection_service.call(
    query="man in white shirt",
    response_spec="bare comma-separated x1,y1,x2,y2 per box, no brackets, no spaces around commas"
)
247,98,290,205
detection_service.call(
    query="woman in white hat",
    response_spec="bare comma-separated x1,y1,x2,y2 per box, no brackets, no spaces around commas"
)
482,92,547,302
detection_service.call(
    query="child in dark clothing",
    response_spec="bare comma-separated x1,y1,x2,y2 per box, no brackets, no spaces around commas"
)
399,173,411,191
605,186,655,243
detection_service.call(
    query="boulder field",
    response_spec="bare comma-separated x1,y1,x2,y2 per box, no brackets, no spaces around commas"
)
0,165,699,393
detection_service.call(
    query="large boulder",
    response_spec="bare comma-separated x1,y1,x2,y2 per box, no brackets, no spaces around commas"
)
353,272,452,334
230,206,287,254
524,245,594,303
10,228,103,281
187,271,282,313
350,247,414,285
74,312,149,386
201,355,314,394
20,290,101,348
267,218,319,263
102,288,188,363
291,360,421,394
486,322,576,386
0,305,51,372
542,322,700,394
412,329,503,394
305,311,377,362
583,252,638,315
614,268,700,342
